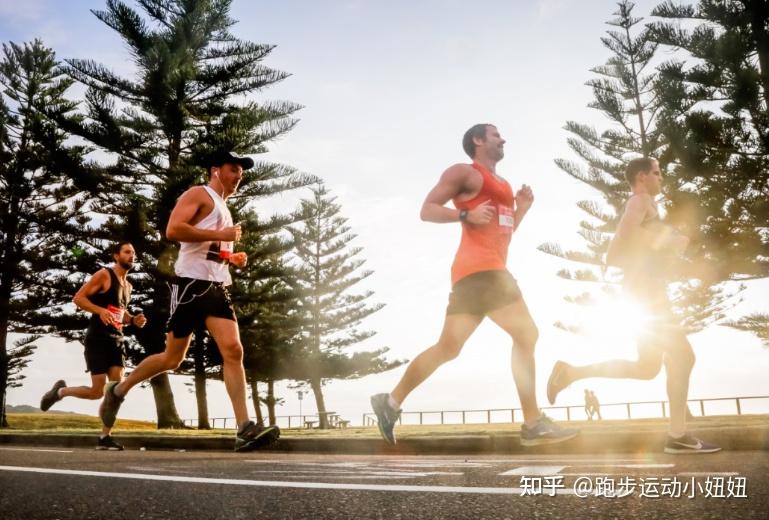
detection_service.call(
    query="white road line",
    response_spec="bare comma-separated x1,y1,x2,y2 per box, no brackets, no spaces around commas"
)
0,465,577,496
499,466,566,476
499,463,674,476
0,447,73,453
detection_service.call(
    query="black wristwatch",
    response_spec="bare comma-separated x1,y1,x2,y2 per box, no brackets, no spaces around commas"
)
458,209,469,222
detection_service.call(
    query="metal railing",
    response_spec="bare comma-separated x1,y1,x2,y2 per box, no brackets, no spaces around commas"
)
361,395,769,427
183,411,343,430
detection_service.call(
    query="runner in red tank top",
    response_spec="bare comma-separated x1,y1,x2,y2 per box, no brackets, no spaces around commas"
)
370,124,578,447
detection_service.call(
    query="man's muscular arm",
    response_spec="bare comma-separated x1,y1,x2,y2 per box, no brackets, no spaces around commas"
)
166,187,240,243
73,269,114,325
420,164,495,225
513,184,534,230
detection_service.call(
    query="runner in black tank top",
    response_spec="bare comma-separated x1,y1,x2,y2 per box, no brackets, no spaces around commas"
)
39,242,146,450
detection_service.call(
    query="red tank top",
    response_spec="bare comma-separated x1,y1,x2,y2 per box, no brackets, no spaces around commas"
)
451,162,515,285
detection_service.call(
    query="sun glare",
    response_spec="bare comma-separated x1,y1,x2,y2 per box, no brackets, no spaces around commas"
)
577,295,653,354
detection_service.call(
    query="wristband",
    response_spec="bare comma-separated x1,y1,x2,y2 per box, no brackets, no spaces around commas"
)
459,209,469,222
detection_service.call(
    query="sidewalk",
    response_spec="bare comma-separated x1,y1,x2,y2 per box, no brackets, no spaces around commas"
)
1,415,767,454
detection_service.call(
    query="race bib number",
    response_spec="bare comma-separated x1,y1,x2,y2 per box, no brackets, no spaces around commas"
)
107,304,124,330
498,205,514,234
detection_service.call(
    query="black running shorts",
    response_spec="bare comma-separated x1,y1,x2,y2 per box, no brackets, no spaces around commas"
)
166,276,236,339
446,270,523,316
83,333,125,375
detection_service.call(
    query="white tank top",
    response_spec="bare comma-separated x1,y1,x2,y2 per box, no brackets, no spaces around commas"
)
174,186,233,285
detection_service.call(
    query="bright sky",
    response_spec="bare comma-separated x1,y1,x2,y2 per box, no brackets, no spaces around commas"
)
2,0,767,426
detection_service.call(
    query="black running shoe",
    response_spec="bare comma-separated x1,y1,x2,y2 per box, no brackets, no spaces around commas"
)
40,380,66,411
664,433,721,454
370,393,400,445
99,381,124,428
235,422,281,452
95,435,124,451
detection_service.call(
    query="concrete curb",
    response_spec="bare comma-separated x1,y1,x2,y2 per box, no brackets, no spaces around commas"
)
2,425,767,454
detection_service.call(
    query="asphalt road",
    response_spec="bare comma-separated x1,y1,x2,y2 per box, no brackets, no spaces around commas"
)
1,446,765,519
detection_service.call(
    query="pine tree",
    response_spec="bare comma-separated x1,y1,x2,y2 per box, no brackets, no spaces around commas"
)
649,0,769,341
289,185,404,429
57,0,314,427
0,40,99,427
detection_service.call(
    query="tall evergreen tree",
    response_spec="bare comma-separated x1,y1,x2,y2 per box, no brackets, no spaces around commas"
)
289,185,404,429
57,0,314,427
649,0,769,340
539,1,731,339
0,40,98,427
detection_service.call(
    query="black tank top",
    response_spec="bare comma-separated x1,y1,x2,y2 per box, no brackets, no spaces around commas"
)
86,268,131,337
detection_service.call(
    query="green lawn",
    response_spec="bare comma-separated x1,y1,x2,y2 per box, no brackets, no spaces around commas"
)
3,412,766,438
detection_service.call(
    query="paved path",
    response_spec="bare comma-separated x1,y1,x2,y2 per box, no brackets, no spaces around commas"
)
0,447,765,519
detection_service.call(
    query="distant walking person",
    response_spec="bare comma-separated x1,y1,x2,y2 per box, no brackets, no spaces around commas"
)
584,389,595,420
588,390,602,420
546,157,719,454
370,124,578,447
97,150,279,452
40,241,146,450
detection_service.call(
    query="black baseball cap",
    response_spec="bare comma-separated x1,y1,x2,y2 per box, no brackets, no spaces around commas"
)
205,150,254,170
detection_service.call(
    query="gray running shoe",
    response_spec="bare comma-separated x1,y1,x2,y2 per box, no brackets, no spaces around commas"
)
520,414,579,447
99,381,124,428
40,380,66,411
664,433,721,454
95,435,124,451
235,422,281,452
370,393,400,445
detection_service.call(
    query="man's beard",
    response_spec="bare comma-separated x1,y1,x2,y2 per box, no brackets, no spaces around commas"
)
118,260,134,270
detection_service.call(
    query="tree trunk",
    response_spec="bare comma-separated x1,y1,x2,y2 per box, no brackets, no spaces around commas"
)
309,376,329,429
0,322,8,428
248,371,264,427
266,380,277,426
0,197,18,429
149,373,186,428
193,335,210,429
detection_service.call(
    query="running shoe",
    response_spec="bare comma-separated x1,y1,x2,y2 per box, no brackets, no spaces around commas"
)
235,422,281,452
546,361,570,405
520,414,579,447
99,381,124,428
664,433,721,454
370,393,400,445
95,435,124,451
40,380,66,411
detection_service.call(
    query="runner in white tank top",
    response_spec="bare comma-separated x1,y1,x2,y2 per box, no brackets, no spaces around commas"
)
98,150,281,452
